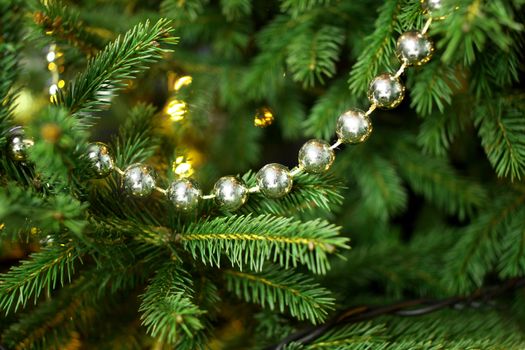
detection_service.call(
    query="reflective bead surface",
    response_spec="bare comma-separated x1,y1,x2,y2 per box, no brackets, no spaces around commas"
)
336,109,373,144
256,163,293,198
396,31,434,66
298,139,335,173
213,176,248,211
368,73,405,109
87,142,114,178
421,0,442,13
123,164,156,197
168,178,202,211
7,127,34,161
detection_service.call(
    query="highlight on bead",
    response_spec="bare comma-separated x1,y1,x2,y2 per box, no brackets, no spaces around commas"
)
368,73,405,109
167,178,202,211
7,126,34,162
122,164,156,197
298,139,335,173
336,109,373,144
254,107,274,128
213,176,249,211
256,163,293,199
396,31,434,66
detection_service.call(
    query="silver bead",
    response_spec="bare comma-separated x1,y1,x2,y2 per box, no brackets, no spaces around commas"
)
421,0,442,13
87,142,114,178
368,73,405,109
168,178,202,211
256,163,293,198
396,31,434,66
336,109,373,144
213,176,248,211
298,139,335,173
123,164,156,197
7,127,34,161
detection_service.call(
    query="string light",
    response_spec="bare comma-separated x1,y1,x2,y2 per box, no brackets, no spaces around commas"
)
46,44,65,102
173,155,194,178
165,99,188,122
173,75,192,91
254,107,274,127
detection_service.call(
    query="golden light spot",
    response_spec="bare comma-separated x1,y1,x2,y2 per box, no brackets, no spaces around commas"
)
0,223,5,231
173,156,194,178
165,98,187,122
254,107,274,128
58,79,66,88
173,75,193,91
48,62,57,71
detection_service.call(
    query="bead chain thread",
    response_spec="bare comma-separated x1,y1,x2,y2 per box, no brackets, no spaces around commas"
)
11,5,437,212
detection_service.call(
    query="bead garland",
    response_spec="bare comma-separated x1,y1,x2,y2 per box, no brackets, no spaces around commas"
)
5,1,442,213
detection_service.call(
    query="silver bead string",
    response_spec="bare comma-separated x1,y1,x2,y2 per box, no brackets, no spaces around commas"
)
8,3,441,213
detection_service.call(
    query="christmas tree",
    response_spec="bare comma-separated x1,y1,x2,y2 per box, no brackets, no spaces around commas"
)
1,0,525,348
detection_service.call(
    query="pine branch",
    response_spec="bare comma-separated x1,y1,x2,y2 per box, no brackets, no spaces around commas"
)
434,0,523,65
348,0,401,95
33,0,107,56
161,0,209,22
280,0,334,18
340,150,407,221
392,137,487,220
220,0,252,21
239,171,344,216
225,268,334,324
443,188,525,293
0,244,80,314
286,26,344,87
139,262,205,345
475,95,525,181
407,59,462,116
55,19,178,126
269,278,525,349
180,214,349,274
2,242,160,348
416,107,469,156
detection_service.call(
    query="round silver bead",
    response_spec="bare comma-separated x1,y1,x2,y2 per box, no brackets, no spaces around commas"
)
396,31,434,66
122,164,156,197
7,127,34,161
368,73,405,109
256,163,293,198
421,0,442,13
298,139,335,173
213,176,248,211
336,109,373,144
87,142,114,178
168,178,202,211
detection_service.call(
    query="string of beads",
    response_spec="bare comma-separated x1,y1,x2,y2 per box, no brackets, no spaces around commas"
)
5,0,443,213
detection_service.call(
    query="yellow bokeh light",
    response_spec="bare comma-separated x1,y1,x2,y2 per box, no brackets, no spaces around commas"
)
58,79,66,88
254,107,274,127
173,75,193,91
48,62,57,71
165,98,187,122
173,156,194,177
0,223,5,231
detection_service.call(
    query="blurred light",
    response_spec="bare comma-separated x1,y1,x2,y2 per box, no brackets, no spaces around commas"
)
165,98,187,122
58,79,65,88
49,84,58,95
173,156,194,177
254,107,274,127
46,51,56,62
48,62,57,71
173,75,193,91
0,223,4,231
